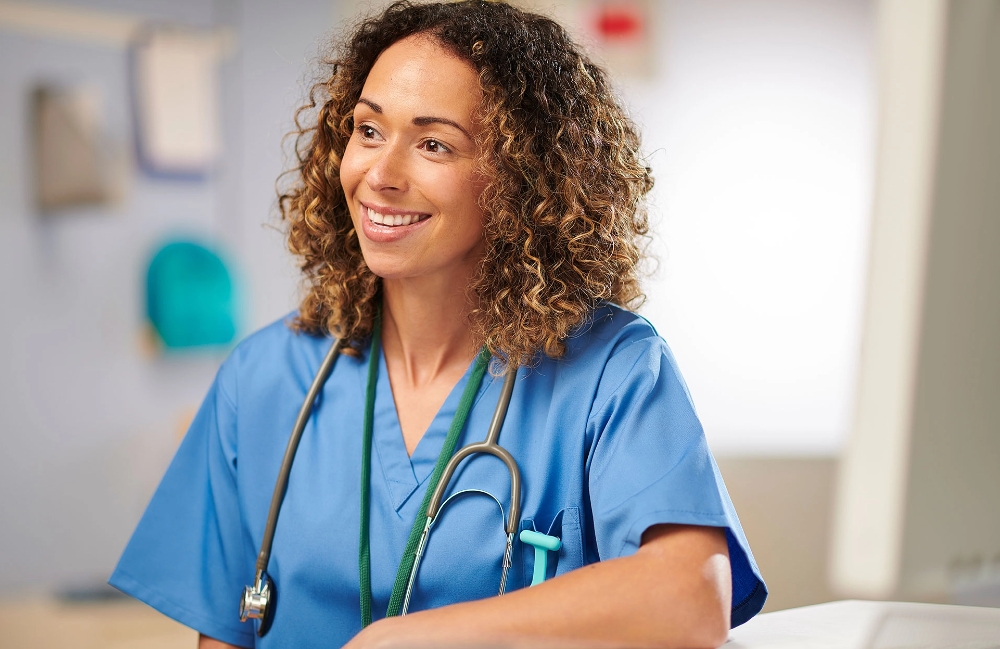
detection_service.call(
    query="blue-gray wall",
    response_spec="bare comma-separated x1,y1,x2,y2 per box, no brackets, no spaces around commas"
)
0,0,337,593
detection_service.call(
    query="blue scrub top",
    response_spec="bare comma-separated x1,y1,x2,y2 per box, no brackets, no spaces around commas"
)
110,304,766,647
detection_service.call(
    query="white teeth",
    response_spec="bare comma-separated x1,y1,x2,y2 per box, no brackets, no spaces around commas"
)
365,205,427,227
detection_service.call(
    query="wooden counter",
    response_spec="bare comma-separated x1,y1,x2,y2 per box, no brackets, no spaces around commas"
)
0,598,196,649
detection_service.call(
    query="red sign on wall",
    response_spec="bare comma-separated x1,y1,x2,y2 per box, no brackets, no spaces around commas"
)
594,2,645,42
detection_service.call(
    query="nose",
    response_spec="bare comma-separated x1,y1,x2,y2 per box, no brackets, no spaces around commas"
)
365,143,408,193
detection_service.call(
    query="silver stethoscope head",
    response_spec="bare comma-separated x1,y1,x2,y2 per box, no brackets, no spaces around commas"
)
240,570,270,622
240,568,276,636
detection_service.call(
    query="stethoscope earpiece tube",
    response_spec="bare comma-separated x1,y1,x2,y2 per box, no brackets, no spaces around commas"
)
400,365,521,615
240,337,343,636
426,366,520,533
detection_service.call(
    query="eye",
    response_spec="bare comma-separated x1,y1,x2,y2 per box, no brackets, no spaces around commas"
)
423,139,451,154
356,124,381,141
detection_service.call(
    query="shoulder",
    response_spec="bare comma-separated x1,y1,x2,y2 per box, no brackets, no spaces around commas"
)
570,302,656,342
532,303,691,418
229,312,330,359
561,303,680,382
558,304,690,416
215,312,340,403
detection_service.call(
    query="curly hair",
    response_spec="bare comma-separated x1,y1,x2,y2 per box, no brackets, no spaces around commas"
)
280,0,653,365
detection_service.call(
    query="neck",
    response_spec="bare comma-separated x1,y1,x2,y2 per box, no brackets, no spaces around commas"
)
380,273,479,388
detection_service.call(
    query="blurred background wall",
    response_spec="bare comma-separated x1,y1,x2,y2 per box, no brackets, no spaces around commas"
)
0,0,875,615
0,0,335,593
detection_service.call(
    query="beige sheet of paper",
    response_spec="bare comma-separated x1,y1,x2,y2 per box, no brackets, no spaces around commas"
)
133,28,225,174
34,86,118,211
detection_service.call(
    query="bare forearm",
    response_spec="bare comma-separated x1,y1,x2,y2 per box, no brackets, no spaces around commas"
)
198,634,242,648
352,525,732,649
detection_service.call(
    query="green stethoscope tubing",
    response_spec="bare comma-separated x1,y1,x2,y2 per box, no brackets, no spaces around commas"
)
240,313,521,636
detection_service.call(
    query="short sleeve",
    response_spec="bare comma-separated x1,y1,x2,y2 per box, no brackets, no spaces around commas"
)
586,337,767,627
109,358,255,647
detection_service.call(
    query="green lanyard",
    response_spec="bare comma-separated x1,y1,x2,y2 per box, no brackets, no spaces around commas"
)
358,315,490,627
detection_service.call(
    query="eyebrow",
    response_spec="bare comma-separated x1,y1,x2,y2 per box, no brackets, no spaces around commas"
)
356,97,472,140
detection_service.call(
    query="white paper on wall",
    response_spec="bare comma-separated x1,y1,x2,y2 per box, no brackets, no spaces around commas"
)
131,27,226,176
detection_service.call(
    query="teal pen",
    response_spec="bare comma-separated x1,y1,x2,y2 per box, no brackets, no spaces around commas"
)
519,530,562,586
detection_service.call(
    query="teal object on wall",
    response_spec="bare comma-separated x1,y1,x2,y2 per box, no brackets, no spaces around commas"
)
146,240,238,349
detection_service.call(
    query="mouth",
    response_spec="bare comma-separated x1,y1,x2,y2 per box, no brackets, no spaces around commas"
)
362,203,431,227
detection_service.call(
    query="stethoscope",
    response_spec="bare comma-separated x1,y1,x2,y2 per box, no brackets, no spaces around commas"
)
238,336,561,636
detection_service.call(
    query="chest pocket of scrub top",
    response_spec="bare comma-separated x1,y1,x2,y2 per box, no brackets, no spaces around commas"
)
519,507,584,587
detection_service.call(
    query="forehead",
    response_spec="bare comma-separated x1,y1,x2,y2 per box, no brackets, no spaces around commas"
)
360,35,481,121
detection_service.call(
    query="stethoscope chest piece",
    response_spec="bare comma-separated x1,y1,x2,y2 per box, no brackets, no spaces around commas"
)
240,570,275,637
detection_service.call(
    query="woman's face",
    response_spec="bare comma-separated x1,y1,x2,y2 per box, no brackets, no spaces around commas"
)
340,34,485,283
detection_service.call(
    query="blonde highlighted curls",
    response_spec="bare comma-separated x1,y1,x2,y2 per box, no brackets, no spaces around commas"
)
280,1,652,365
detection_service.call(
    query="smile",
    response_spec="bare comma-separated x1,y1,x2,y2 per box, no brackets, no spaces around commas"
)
363,203,431,227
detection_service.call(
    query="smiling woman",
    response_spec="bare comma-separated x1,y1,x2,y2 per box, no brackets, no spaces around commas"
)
109,2,766,648
282,0,653,366
342,36,487,289
342,35,491,452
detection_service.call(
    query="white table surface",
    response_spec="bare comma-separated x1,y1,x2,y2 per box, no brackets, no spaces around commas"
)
726,600,1000,649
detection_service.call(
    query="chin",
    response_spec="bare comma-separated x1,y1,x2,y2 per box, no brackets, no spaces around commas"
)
363,259,415,281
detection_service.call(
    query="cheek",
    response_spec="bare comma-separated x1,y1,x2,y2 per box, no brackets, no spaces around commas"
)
434,167,484,226
461,181,487,240
339,141,363,196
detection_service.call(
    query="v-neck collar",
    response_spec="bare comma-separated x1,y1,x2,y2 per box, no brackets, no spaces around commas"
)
367,346,493,512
